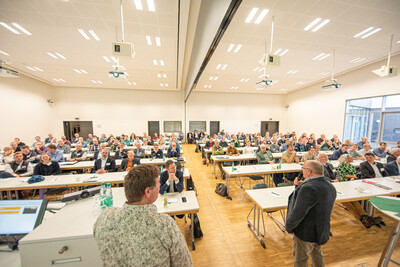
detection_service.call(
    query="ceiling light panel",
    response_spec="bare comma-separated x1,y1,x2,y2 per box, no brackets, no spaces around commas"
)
354,27,381,39
134,0,143,10
103,56,110,62
0,50,10,56
245,8,258,23
88,30,100,41
304,18,330,32
11,23,31,35
254,9,269,24
0,22,20,34
147,0,155,12
78,28,90,40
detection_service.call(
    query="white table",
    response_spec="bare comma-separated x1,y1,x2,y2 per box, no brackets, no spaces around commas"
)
245,177,400,248
18,188,199,266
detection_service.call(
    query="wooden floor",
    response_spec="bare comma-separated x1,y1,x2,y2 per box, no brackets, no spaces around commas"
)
176,144,400,266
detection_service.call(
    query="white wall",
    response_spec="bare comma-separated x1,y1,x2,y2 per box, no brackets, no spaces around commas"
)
52,87,184,137
186,91,285,134
282,54,400,139
0,74,55,148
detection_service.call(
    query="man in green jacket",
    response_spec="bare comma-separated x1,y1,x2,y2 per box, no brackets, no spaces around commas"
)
256,144,274,164
212,140,226,179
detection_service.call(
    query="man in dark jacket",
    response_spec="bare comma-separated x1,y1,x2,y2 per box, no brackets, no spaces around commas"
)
93,149,116,174
360,152,388,179
286,160,336,267
318,153,339,182
119,151,140,172
385,156,400,176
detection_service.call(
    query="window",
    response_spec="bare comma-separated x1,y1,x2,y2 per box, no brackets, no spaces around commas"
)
163,121,182,133
189,121,206,133
343,94,400,147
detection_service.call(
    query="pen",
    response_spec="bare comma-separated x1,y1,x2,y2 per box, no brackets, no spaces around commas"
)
337,191,342,195
271,192,280,196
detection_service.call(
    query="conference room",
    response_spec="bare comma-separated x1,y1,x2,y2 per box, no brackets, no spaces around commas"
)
1,0,400,266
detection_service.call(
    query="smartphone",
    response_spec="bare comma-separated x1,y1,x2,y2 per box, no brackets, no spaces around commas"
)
181,197,187,203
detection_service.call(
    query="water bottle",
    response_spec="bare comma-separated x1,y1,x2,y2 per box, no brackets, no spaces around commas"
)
163,191,168,208
278,161,282,169
163,154,165,162
105,183,113,207
100,182,106,210
232,162,234,172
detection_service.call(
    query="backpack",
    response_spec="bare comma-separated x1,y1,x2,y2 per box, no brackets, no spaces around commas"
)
192,213,203,238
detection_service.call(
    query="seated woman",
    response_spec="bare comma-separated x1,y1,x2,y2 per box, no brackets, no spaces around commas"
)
34,153,61,199
1,147,14,165
337,154,383,228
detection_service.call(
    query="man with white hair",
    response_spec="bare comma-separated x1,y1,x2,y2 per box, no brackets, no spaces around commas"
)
318,153,339,182
358,143,372,157
387,148,400,163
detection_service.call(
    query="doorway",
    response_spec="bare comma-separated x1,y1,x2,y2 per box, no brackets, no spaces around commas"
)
63,121,93,141
210,121,220,136
261,121,279,136
148,121,160,138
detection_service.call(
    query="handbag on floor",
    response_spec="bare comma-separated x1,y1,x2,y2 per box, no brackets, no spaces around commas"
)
215,183,227,197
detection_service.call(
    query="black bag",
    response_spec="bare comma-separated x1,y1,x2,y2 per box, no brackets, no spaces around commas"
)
215,183,227,197
192,213,203,238
186,175,194,191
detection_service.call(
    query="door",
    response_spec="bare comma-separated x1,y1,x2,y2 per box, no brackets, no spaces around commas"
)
148,121,160,138
210,121,220,137
261,121,279,136
63,121,93,141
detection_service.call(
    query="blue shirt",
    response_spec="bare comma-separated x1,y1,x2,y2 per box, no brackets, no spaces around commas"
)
81,141,88,148
331,149,348,160
373,148,387,158
357,141,366,150
47,150,64,162
282,144,288,152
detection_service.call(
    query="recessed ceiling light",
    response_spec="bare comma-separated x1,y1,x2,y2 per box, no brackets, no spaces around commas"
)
111,56,118,63
296,81,306,84
160,60,165,66
88,30,100,41
80,69,88,74
209,76,213,80
11,23,31,35
258,68,264,72
274,48,282,55
165,83,168,87
397,40,400,44
287,70,298,74
78,28,90,40
311,19,330,32
204,85,207,88
91,80,98,84
216,64,221,69
319,71,330,75
163,74,167,78
244,78,249,82
146,35,152,45
47,52,58,59
155,36,161,46
153,59,158,65
53,78,60,82
55,52,66,60
134,0,143,10
280,88,288,91
157,74,161,78
160,83,164,87
222,64,227,70
0,22,20,34
245,8,259,23
59,79,66,83
208,85,212,88
253,67,260,72
234,44,242,53
227,44,234,52
97,81,102,84
280,49,289,56
33,67,43,72
214,76,218,80
132,82,136,85
354,27,374,38
26,66,36,71
74,69,81,74
254,9,269,24
360,28,381,39
240,78,245,82
256,87,264,91
103,56,110,62
304,18,321,31
318,54,330,61
128,82,132,85
0,50,9,56
147,0,155,12
312,53,325,60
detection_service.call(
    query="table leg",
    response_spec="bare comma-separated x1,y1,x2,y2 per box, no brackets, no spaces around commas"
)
226,174,232,200
191,213,195,250
379,221,400,267
247,205,266,248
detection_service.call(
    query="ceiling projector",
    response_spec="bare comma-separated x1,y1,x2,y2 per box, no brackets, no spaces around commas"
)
372,65,398,77
322,79,341,89
256,79,273,86
0,63,19,78
108,65,128,80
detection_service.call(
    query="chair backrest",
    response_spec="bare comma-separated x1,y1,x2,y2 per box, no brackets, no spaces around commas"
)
277,183,292,187
253,184,268,190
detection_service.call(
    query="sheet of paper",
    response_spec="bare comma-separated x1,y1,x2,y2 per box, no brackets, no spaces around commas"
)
168,198,179,203
0,178,13,182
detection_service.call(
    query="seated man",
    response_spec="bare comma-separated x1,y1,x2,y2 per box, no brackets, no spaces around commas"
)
68,144,87,162
110,139,120,152
134,143,145,159
114,142,128,159
45,133,53,144
385,156,400,176
122,135,131,146
301,146,317,162
360,152,388,179
373,142,389,158
281,143,300,182
146,136,154,146
34,141,48,155
21,145,39,163
294,138,307,152
151,143,164,159
94,164,192,266
318,153,339,182
0,152,34,178
269,138,281,153
331,144,349,160
89,138,100,152
93,149,116,174
31,136,41,148
256,144,274,164
359,143,372,157
187,131,194,144
168,137,181,151
226,141,240,166
178,131,184,142
281,139,291,152
61,136,72,147
357,137,368,150
320,139,335,151
86,134,93,144
212,140,225,177
47,144,64,162
71,133,79,144
57,139,71,154
78,137,88,148
159,160,184,195
10,141,21,153
348,144,364,160
220,136,229,148
50,137,58,145
119,151,140,172
93,143,107,160
133,136,143,146
387,148,400,163
167,142,180,158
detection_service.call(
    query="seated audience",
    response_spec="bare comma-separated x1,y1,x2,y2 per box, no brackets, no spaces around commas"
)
86,134,93,144
119,151,140,172
21,145,39,163
93,143,107,160
178,131,184,142
317,134,326,145
320,140,335,151
331,144,349,160
68,144,87,161
385,156,400,176
10,141,21,153
72,133,80,144
78,137,87,148
1,147,14,165
348,144,364,160
232,135,240,148
211,140,226,177
256,144,274,164
269,138,281,153
151,143,164,159
47,144,64,162
31,136,41,148
94,165,192,266
158,139,166,150
187,131,194,144
34,141,48,155
360,152,388,179
99,134,107,143
167,142,180,158
114,142,128,159
57,139,71,154
110,139,120,152
337,154,357,181
134,143,145,159
387,148,400,163
301,146,317,162
359,143,373,157
373,142,389,158
122,135,130,146
294,138,307,152
220,136,228,147
305,138,316,151
281,143,299,182
93,149,116,174
44,133,53,144
0,152,34,178
168,137,181,151
318,153,339,182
